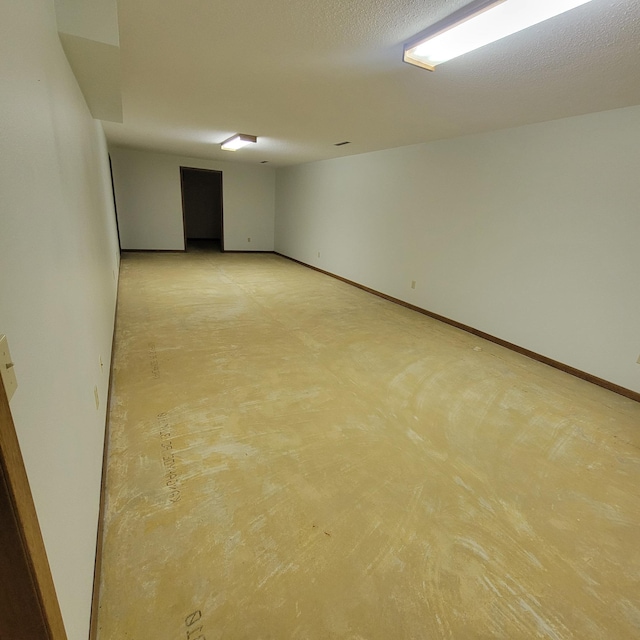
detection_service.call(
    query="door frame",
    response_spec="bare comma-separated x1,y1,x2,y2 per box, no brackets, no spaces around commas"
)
108,155,121,251
0,376,67,639
179,167,225,252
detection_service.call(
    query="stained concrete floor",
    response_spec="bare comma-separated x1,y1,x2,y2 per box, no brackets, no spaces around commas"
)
96,250,640,640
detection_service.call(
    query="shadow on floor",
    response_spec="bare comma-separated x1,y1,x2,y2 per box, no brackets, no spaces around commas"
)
186,239,222,253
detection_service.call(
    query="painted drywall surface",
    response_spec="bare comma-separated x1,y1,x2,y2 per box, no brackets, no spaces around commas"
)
0,1,120,638
109,149,184,250
110,147,276,251
54,0,119,46
58,33,123,123
275,106,640,393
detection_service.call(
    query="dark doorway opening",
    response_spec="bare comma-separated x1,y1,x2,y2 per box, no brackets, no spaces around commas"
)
179,167,224,252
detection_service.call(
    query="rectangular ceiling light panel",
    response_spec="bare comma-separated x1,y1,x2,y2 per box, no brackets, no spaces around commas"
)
404,0,594,71
221,133,257,151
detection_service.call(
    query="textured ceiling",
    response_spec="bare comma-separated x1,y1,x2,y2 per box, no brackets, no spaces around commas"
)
102,0,640,166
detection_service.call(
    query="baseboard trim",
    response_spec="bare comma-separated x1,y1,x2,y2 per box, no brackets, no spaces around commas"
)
120,249,274,254
120,249,185,253
88,265,121,640
275,252,640,404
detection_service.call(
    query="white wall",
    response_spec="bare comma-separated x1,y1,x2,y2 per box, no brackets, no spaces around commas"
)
110,147,276,251
0,1,120,638
275,106,640,394
54,0,120,46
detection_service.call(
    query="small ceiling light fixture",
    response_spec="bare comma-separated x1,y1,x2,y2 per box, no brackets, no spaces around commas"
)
403,0,594,71
220,133,257,151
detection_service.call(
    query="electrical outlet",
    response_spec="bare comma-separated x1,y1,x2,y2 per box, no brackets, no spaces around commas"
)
411,281,416,289
247,237,251,243
317,251,321,258
94,385,100,410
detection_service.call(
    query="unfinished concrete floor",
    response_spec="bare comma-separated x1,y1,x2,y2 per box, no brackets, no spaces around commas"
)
96,250,640,639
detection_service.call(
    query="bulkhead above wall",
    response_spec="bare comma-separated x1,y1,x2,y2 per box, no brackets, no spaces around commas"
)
54,0,123,123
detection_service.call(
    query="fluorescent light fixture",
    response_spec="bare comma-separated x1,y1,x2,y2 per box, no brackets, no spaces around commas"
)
404,0,594,71
220,133,257,151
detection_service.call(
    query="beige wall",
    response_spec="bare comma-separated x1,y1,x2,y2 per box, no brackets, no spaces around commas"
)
54,0,120,46
0,1,120,638
275,106,640,394
110,147,276,251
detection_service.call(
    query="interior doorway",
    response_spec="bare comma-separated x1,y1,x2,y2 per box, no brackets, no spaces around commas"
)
179,167,224,252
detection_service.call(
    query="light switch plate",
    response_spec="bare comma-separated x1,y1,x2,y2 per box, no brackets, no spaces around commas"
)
0,335,18,401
